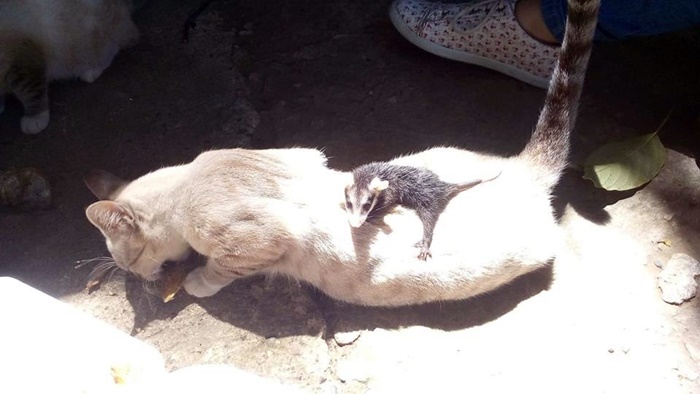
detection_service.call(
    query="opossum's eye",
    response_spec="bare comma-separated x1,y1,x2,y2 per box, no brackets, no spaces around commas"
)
362,202,372,212
346,201,353,210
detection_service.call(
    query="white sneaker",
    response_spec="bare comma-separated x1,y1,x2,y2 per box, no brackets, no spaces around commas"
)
389,0,560,88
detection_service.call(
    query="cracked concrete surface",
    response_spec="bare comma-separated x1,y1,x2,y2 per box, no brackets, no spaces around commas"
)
1,0,699,392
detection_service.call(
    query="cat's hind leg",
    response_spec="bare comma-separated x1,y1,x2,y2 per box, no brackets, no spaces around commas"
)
6,41,50,134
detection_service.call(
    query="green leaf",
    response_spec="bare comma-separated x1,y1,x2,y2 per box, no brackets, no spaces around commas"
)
583,131,667,191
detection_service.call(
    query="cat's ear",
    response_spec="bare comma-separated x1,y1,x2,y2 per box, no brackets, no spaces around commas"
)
84,170,127,200
369,177,389,192
85,201,135,234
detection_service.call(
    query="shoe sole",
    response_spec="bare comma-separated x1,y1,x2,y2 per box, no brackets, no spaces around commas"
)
389,5,550,89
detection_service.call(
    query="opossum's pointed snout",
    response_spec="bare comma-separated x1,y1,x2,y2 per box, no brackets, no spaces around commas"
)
348,215,365,228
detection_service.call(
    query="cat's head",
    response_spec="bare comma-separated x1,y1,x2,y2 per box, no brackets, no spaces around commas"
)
84,169,189,280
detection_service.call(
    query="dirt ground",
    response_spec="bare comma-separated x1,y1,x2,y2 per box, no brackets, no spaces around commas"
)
1,0,699,392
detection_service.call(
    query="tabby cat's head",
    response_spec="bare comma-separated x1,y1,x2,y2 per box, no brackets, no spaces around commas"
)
84,170,189,280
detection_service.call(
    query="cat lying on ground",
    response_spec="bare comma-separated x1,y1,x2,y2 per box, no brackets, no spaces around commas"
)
83,0,599,306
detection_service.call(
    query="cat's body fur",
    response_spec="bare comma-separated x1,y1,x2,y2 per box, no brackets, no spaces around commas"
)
85,0,600,307
0,0,138,134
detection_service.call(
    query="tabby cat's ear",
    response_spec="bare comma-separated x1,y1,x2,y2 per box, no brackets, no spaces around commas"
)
84,169,127,200
85,201,135,234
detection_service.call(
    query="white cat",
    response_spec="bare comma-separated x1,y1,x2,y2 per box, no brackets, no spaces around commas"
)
84,0,600,307
0,0,138,134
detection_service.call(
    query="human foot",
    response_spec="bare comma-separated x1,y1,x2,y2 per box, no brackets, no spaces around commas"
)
389,0,560,88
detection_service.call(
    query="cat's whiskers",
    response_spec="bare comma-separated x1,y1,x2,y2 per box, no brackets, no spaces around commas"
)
74,256,114,269
88,260,117,279
105,264,124,284
144,255,165,278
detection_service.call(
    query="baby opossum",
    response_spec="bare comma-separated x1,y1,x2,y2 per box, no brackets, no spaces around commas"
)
344,162,500,260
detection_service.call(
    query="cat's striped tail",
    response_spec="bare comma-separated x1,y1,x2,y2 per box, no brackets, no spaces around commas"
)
521,0,601,189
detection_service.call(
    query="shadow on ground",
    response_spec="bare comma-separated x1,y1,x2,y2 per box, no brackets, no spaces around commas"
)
119,263,552,337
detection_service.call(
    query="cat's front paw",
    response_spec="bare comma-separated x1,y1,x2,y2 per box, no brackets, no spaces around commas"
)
21,110,50,134
183,267,224,298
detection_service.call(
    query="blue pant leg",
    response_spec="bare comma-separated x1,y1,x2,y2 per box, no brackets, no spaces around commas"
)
540,0,700,41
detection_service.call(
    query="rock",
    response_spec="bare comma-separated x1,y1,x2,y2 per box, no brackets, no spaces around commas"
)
657,253,700,305
333,330,362,346
0,168,52,211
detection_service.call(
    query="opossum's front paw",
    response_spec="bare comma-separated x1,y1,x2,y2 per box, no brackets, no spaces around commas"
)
414,241,432,261
183,267,224,298
21,110,50,134
417,248,432,261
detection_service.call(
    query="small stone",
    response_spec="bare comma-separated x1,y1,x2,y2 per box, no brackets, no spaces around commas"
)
657,253,700,305
654,259,664,269
663,213,674,221
333,330,362,346
608,348,615,354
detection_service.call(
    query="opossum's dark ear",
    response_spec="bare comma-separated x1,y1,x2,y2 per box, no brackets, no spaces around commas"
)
369,177,389,192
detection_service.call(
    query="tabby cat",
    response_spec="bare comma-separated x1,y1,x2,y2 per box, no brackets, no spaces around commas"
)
0,0,138,134
84,0,600,306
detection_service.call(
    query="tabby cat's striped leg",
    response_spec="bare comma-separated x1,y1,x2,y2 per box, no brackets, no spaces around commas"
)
6,41,50,134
